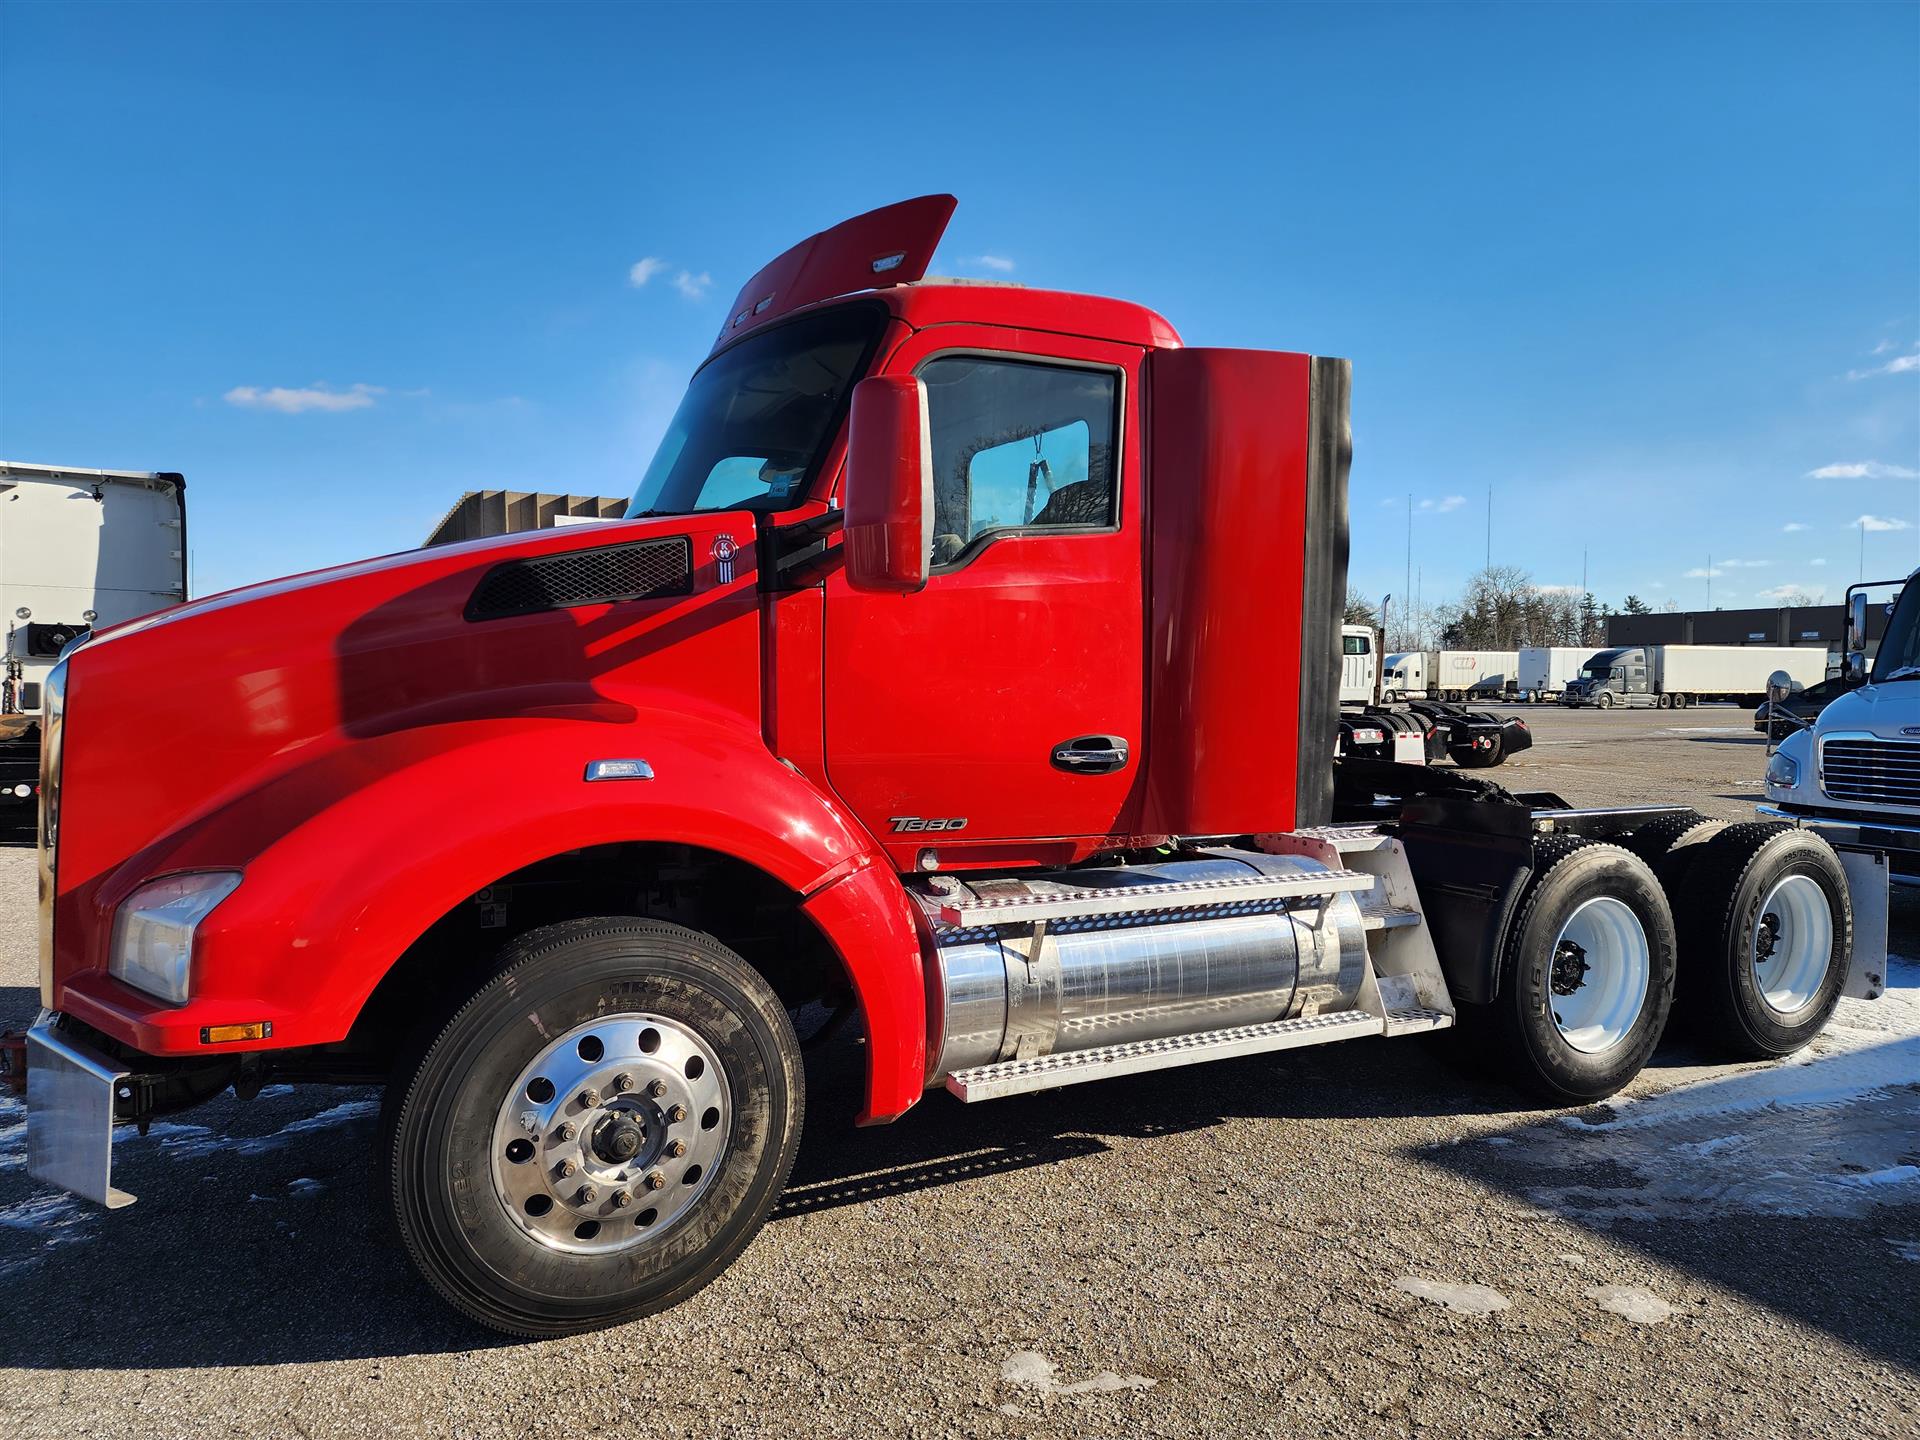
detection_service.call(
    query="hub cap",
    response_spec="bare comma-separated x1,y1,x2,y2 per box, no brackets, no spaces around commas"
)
1751,875,1832,1015
489,1013,731,1254
1548,897,1650,1054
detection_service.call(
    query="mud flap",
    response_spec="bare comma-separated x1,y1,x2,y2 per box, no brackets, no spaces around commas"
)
26,1019,136,1208
1836,849,1888,1001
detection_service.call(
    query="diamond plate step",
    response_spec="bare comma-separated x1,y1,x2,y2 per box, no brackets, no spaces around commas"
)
1359,903,1422,932
1382,1006,1453,1038
944,1010,1386,1102
934,868,1375,928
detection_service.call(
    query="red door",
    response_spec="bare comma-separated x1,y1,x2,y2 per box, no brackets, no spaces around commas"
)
821,326,1146,868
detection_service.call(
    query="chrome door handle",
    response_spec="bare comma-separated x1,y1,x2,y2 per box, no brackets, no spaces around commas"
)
1051,735,1130,775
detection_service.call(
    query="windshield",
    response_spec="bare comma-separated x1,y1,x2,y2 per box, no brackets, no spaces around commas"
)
627,304,885,518
1870,578,1920,681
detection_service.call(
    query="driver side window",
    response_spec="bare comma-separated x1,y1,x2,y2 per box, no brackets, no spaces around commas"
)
919,355,1119,567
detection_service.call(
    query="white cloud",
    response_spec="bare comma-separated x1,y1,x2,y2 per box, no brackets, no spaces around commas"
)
223,382,384,414
1757,583,1827,602
976,254,1016,273
1782,521,1808,532
1846,349,1920,380
1535,584,1584,596
1807,460,1920,480
1809,557,1827,566
1855,514,1912,532
1720,558,1770,568
1872,339,1897,355
628,256,668,288
672,269,712,300
1683,566,1723,579
1417,495,1467,513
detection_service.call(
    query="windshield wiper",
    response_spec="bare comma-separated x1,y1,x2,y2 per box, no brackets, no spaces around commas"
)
1878,665,1920,683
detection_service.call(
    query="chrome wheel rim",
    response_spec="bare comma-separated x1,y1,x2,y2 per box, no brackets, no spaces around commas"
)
1751,875,1832,1015
1548,897,1650,1054
489,1012,731,1255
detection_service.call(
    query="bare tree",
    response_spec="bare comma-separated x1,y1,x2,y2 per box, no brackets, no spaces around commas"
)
1343,586,1379,628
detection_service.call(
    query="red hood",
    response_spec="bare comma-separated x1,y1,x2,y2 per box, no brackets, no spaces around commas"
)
58,512,763,890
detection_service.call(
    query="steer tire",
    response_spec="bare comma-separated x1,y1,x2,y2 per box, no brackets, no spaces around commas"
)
1462,836,1677,1104
1672,823,1851,1059
382,917,804,1337
1596,691,1614,710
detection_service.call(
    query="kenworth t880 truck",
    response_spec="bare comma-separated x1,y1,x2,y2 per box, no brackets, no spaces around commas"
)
9,198,1879,1336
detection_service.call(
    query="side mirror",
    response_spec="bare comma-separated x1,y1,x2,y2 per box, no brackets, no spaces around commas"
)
1766,670,1792,709
843,375,933,593
1847,591,1868,656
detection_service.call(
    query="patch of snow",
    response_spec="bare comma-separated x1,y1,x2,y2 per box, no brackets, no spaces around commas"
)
1491,959,1920,1226
1393,1277,1512,1317
1885,1239,1920,1263
1585,1284,1673,1324
288,1176,325,1196
999,1350,1156,1398
1556,1252,1588,1266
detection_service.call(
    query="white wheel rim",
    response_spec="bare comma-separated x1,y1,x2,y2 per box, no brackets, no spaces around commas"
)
1548,896,1650,1054
1751,874,1832,1014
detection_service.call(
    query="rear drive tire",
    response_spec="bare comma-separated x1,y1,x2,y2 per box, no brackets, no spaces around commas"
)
1449,735,1505,768
1656,693,1672,710
1620,812,1726,889
1466,836,1676,1104
1673,823,1850,1058
382,917,804,1337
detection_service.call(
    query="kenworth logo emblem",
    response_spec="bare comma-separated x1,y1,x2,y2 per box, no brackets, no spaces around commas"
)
711,534,738,585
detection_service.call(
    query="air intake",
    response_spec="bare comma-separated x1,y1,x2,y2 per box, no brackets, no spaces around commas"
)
466,537,695,621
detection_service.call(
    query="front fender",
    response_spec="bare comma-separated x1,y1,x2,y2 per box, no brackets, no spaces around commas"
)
57,705,931,1120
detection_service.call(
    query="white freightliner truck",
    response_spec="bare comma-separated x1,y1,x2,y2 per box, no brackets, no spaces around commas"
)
0,464,188,840
1562,644,1827,710
1763,578,1920,963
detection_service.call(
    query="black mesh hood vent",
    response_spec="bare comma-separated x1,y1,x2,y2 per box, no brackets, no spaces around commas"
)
465,537,695,620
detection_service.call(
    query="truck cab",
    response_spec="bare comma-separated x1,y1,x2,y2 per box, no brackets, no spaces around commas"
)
1764,572,1920,887
11,196,1876,1338
1563,646,1647,707
1381,651,1426,702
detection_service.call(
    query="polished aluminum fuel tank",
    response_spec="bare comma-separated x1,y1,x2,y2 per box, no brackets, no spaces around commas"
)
917,851,1368,1085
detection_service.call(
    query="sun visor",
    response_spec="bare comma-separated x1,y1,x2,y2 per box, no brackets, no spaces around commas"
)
710,195,957,354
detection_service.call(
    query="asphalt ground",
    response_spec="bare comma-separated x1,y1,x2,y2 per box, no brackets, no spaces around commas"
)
1,703,1915,1439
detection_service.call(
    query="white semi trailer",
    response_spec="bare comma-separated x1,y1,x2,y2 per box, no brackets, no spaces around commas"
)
1518,646,1594,703
1562,644,1826,709
0,462,187,839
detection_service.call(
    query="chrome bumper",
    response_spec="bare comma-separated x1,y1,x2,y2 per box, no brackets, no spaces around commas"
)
1756,802,1920,852
26,1017,135,1208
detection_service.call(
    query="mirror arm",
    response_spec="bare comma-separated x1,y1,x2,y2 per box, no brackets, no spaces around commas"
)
762,509,848,591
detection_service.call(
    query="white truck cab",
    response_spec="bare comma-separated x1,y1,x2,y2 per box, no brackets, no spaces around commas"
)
1761,573,1915,994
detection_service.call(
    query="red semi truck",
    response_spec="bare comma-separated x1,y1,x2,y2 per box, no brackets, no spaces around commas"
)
10,198,1878,1336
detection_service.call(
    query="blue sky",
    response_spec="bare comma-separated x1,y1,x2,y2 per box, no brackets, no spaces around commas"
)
2,1,1915,609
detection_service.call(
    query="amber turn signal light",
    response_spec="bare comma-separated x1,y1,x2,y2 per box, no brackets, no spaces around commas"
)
200,1021,272,1045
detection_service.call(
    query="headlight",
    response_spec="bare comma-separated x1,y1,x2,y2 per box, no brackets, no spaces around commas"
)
109,872,242,1004
1765,749,1798,790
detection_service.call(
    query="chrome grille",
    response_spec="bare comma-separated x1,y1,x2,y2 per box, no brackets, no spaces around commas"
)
1820,736,1920,807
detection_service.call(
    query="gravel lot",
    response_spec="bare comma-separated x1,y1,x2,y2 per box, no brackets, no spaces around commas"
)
1,705,1915,1439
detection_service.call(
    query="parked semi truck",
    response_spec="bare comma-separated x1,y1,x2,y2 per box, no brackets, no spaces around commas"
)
1382,649,1518,702
1342,626,1530,767
6,198,1876,1338
1562,644,1827,709
1517,646,1592,704
0,463,186,842
1764,577,1918,907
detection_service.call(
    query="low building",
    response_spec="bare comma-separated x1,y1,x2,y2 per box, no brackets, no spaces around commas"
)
1606,603,1889,655
424,491,628,547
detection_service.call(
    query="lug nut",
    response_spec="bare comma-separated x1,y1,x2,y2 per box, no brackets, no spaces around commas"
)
577,1184,598,1204
578,1087,601,1108
612,1072,635,1093
666,1139,687,1158
612,1189,633,1209
645,1170,667,1191
648,1079,668,1098
555,1159,577,1178
667,1104,688,1124
556,1121,577,1141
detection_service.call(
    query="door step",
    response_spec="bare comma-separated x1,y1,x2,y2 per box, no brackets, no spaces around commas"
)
933,868,1375,928
943,1005,1451,1102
